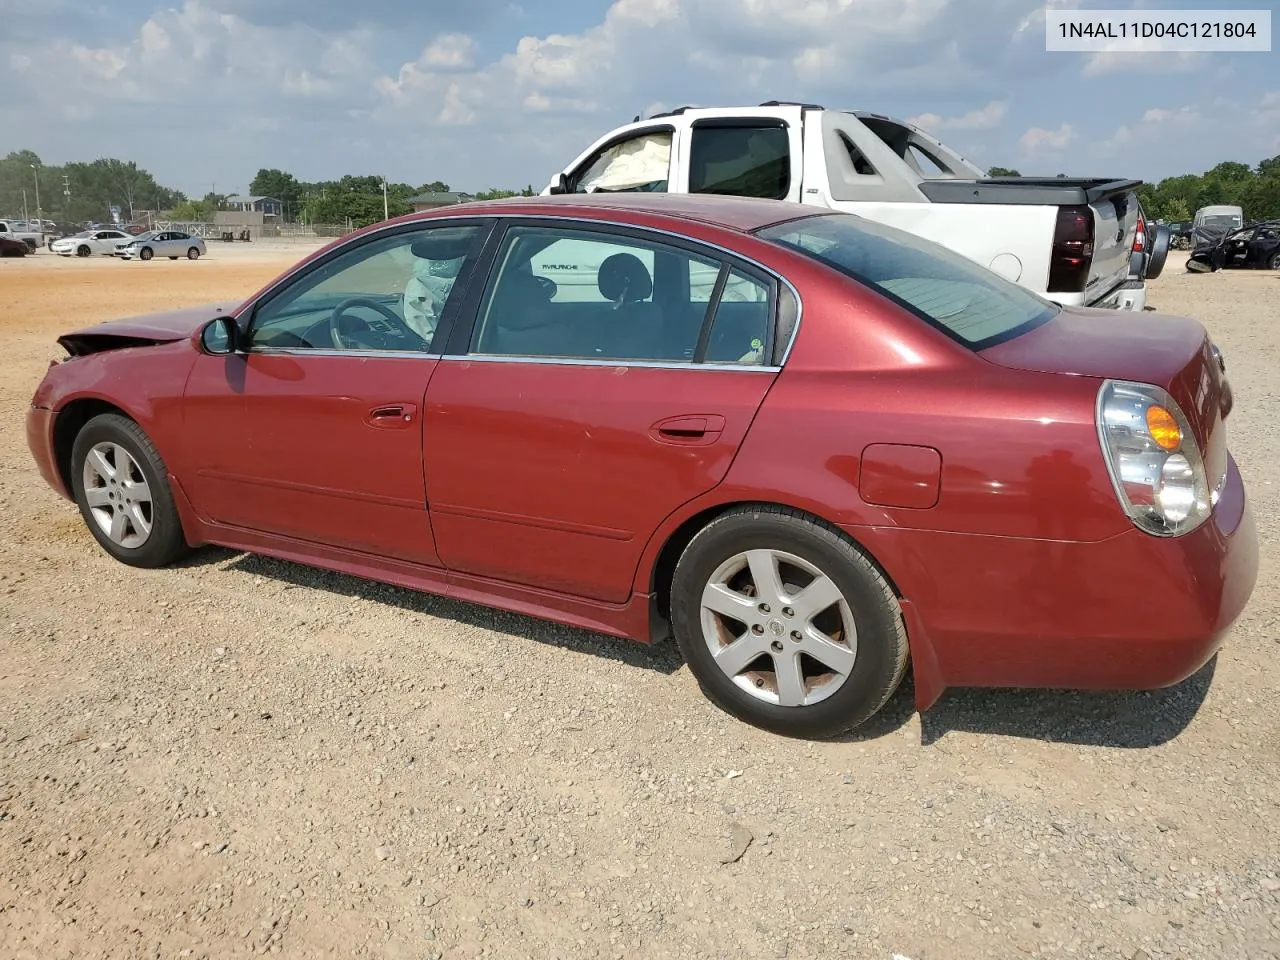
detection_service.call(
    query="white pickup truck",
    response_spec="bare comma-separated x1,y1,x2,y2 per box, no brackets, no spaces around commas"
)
0,219,44,251
543,102,1150,311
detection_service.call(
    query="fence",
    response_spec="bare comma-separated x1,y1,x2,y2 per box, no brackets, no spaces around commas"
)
152,221,357,241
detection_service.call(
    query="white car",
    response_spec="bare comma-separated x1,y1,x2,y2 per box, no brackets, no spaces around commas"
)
50,229,133,257
115,230,207,261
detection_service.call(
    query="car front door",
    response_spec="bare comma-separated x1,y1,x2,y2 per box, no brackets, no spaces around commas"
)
180,219,494,564
422,219,786,603
674,107,805,203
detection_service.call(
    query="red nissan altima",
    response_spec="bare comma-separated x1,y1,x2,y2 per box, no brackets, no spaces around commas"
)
25,194,1258,737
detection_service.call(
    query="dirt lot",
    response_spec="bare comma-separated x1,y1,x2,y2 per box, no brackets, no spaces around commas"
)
1,245,1277,960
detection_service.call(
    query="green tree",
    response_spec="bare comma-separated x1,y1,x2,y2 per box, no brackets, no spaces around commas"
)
987,166,1021,177
248,168,302,216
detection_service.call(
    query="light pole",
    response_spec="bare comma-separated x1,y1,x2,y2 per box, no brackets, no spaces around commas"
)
31,163,43,246
382,177,389,221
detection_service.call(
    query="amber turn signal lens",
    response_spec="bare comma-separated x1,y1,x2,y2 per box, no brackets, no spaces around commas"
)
1145,405,1182,451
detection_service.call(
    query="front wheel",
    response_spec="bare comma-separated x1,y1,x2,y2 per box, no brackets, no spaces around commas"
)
70,413,190,568
76,245,90,257
670,505,909,739
1268,252,1280,271
138,246,154,261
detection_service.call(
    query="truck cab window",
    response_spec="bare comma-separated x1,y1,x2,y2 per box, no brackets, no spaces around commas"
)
689,123,790,200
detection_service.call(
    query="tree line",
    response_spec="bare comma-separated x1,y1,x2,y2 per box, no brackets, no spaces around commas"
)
7,146,1279,230
989,155,1280,223
0,150,533,228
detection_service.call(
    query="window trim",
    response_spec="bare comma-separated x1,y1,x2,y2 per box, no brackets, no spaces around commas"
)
453,217,781,369
239,218,499,356
687,117,793,202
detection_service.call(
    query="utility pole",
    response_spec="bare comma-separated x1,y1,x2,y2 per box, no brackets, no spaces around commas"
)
22,189,28,222
62,174,71,211
30,163,42,228
382,176,389,221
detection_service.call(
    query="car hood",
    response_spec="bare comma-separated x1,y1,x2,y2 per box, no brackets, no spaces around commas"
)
57,301,239,357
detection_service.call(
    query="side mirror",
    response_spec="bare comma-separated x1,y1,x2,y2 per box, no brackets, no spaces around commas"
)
200,315,241,355
548,172,571,195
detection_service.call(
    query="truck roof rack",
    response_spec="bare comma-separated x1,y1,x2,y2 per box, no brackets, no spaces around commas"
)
759,100,825,110
645,105,699,120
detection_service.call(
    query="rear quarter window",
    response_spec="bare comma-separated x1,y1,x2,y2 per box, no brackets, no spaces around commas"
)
756,213,1059,348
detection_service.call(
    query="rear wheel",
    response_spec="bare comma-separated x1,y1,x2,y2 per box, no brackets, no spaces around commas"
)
669,505,909,738
138,246,154,261
70,413,190,568
187,247,201,260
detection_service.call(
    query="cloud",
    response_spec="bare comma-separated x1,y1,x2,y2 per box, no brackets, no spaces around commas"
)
421,33,478,70
908,100,1007,132
1019,122,1075,154
1082,49,1205,77
1098,104,1200,155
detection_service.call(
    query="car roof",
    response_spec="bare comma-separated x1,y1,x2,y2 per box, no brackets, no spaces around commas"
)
412,193,820,234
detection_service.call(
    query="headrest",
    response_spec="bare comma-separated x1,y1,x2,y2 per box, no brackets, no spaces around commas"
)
489,270,556,330
597,253,653,303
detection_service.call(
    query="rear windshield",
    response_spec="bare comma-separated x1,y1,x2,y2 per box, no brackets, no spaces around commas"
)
755,213,1059,348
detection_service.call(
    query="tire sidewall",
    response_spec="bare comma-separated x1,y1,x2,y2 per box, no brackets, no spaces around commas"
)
670,512,903,737
70,415,183,567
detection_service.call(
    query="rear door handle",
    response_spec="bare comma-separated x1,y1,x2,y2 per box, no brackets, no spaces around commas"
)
365,402,418,429
650,414,726,445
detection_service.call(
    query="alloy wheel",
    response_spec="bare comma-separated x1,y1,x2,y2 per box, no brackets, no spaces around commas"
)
81,441,153,548
699,548,857,707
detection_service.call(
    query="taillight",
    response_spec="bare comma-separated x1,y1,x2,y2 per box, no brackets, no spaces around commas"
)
1047,204,1094,293
1133,214,1146,251
1096,380,1211,537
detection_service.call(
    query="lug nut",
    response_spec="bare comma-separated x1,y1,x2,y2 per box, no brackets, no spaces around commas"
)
758,603,771,614
782,607,795,618
751,624,765,635
770,640,784,653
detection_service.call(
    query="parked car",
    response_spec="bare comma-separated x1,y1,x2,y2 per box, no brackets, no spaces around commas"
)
25,194,1257,738
1193,204,1244,233
0,219,43,250
1188,219,1280,272
0,235,29,257
115,230,207,261
50,228,133,257
545,102,1150,311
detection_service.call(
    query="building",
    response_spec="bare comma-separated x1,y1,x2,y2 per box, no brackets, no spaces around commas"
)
223,195,284,218
407,191,466,213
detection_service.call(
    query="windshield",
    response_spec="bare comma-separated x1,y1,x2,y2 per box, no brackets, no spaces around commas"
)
1200,215,1241,230
756,213,1059,348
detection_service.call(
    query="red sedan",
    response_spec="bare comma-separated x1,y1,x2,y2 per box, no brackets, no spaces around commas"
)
25,194,1258,737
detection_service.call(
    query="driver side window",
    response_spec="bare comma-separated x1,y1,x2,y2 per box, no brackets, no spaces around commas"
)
248,224,489,353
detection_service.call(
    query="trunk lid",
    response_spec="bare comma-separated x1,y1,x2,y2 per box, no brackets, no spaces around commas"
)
981,307,1230,492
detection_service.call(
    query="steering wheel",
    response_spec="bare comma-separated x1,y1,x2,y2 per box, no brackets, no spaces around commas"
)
328,297,422,350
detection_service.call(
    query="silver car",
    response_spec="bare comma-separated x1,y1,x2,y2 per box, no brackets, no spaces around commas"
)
115,230,208,261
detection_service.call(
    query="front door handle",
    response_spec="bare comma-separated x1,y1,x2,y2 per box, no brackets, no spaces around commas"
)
650,414,726,445
365,402,418,429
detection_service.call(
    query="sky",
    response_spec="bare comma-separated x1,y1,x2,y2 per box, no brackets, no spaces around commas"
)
1,0,1276,198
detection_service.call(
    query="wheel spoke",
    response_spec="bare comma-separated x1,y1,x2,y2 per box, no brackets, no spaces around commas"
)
772,650,807,706
84,486,112,508
790,573,843,626
714,635,771,676
87,448,115,481
109,508,128,543
746,549,786,608
701,582,757,622
123,476,151,505
799,627,856,676
127,503,152,539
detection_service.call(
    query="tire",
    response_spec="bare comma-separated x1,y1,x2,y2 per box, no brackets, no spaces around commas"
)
187,247,200,260
669,505,909,739
76,245,90,257
139,247,153,261
70,413,190,568
1268,252,1280,271
1144,224,1171,280
169,256,178,260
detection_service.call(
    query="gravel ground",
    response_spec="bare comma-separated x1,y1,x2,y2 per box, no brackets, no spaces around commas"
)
1,249,1277,960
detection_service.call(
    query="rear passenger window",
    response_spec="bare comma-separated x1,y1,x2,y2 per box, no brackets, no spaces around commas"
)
471,225,775,365
689,122,790,200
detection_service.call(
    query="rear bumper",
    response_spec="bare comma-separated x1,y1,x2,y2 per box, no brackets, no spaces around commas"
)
853,453,1258,704
26,404,71,500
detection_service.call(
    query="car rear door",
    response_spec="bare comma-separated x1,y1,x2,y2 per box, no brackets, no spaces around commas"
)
422,218,788,604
